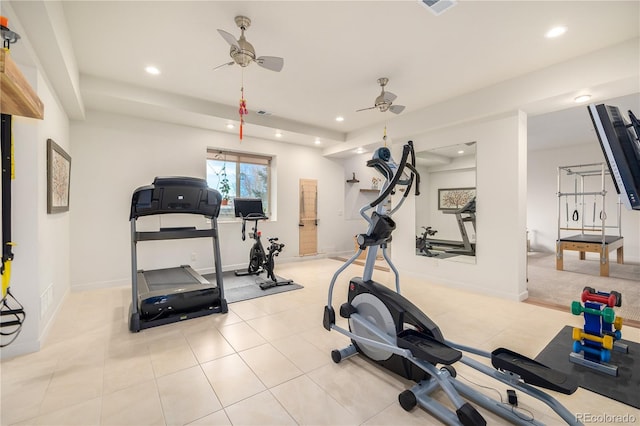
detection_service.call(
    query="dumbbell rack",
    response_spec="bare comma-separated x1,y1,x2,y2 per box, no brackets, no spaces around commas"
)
570,287,627,376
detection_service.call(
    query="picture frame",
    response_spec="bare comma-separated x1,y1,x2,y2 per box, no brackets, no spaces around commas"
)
438,187,475,210
47,138,71,214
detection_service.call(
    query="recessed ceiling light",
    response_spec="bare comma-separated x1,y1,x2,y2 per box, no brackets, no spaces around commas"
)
145,65,161,75
545,26,567,38
314,139,321,145
574,94,592,103
355,148,364,154
335,116,344,122
275,131,283,138
458,150,465,154
226,123,235,129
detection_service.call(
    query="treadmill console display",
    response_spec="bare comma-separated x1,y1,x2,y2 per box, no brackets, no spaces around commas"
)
130,176,222,219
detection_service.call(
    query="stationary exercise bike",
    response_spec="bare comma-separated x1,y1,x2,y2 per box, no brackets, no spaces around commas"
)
323,141,581,426
234,198,293,290
416,226,438,257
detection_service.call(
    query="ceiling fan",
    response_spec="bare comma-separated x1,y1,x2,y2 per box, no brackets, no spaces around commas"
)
356,77,405,114
214,16,284,72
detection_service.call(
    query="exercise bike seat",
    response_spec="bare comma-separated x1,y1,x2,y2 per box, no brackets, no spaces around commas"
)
491,348,578,395
398,329,462,365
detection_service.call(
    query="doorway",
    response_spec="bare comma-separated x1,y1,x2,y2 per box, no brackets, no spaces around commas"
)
299,178,318,256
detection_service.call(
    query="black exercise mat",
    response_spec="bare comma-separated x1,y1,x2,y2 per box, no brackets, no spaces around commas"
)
203,271,303,304
535,325,639,408
415,250,461,259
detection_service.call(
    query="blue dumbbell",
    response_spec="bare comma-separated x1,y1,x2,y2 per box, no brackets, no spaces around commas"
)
573,341,611,363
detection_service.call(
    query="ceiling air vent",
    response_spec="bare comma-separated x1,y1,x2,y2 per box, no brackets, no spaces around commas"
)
420,0,457,16
256,110,272,116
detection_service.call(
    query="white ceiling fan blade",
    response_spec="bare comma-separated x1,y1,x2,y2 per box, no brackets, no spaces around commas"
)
256,56,284,72
389,104,406,114
383,91,397,103
356,106,376,112
212,61,234,71
217,29,240,49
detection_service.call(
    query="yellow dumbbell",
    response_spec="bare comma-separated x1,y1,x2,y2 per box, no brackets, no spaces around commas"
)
614,316,623,331
572,327,613,350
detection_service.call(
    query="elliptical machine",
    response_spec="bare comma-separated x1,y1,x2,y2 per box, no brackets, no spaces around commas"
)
234,198,293,290
323,141,581,426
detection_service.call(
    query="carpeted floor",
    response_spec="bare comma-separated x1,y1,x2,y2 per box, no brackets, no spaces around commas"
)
526,251,640,326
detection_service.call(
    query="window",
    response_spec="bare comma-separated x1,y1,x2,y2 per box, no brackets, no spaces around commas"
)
206,149,271,217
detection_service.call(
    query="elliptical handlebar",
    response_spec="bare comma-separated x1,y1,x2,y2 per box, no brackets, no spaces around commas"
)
366,141,420,210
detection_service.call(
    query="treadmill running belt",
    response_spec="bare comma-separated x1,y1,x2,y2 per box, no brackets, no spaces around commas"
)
143,267,206,289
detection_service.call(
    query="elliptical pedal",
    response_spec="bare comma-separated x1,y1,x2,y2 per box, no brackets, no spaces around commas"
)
491,348,578,394
398,329,462,365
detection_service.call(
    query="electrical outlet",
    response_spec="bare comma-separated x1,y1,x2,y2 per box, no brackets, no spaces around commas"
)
191,252,197,262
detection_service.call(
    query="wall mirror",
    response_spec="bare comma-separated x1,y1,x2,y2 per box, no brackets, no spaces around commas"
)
415,142,477,263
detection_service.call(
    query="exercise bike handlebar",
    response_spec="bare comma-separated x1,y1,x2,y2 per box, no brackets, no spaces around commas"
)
242,213,268,220
240,213,268,241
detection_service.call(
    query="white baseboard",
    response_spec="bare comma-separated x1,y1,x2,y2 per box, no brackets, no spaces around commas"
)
402,268,527,302
38,286,70,348
69,254,349,292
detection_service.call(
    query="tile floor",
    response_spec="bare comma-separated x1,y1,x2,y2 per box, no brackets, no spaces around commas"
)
1,258,638,425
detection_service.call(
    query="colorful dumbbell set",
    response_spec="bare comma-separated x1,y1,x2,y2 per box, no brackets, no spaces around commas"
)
570,287,626,376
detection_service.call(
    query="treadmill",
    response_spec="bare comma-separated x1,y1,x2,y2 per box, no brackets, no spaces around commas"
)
424,196,476,256
442,196,476,255
129,176,227,332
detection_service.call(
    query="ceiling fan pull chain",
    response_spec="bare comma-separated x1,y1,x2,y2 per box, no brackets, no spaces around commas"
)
239,73,248,141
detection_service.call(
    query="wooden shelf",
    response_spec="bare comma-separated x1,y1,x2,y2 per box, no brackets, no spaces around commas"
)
1,49,44,119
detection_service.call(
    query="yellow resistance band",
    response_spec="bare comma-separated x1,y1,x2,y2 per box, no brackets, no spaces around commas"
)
2,259,11,298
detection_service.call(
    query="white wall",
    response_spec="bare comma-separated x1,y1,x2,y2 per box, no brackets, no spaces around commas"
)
342,153,386,222
3,65,70,358
528,143,640,262
394,112,528,301
69,111,360,290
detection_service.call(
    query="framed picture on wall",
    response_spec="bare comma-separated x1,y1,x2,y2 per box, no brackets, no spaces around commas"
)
438,187,475,210
47,138,71,214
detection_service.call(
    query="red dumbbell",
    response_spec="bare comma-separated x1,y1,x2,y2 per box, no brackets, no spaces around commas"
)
581,289,617,307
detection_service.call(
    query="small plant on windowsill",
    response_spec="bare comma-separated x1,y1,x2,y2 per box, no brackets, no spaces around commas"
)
218,165,231,205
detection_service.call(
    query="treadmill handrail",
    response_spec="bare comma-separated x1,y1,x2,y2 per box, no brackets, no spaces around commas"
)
134,228,217,242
